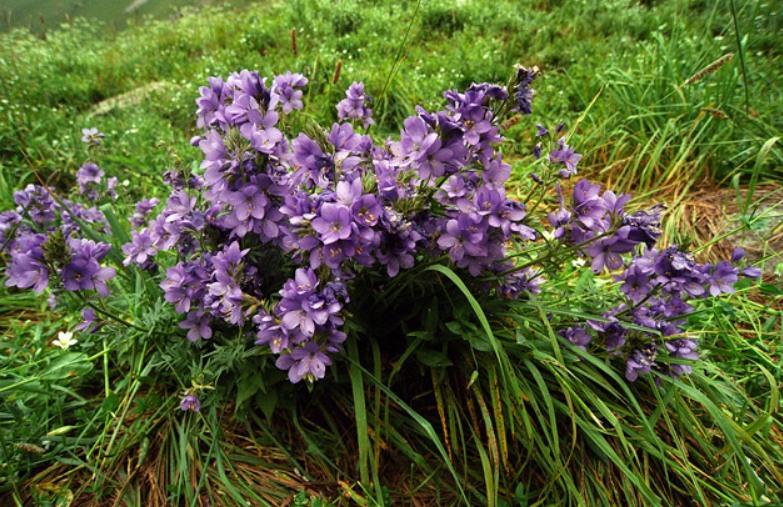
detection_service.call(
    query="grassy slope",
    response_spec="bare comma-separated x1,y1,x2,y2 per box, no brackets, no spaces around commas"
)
1,0,781,189
0,0,781,505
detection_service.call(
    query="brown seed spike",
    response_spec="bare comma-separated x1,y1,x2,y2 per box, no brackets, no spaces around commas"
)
16,442,46,454
682,53,734,87
291,28,298,57
332,59,343,85
502,115,522,130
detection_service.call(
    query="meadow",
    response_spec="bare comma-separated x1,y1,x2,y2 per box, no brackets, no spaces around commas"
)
0,0,781,505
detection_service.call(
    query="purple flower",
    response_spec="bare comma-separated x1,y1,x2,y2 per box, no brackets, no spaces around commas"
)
180,394,201,412
163,169,205,191
180,310,213,342
351,194,382,227
256,319,291,354
292,133,334,186
401,117,442,173
741,266,762,278
625,343,658,381
228,185,269,222
511,64,538,115
96,68,757,388
312,203,352,245
550,139,582,178
458,107,493,146
571,178,602,212
272,71,308,114
122,228,157,267
4,232,49,293
623,204,664,249
61,258,98,291
196,76,230,129
14,185,56,225
130,198,160,227
653,247,705,297
81,127,105,145
603,322,627,351
63,239,116,296
665,338,699,377
376,211,422,277
559,326,592,351
275,341,332,383
587,227,636,273
618,265,652,303
225,92,267,126
74,308,100,333
76,163,105,201
707,261,738,296
337,82,375,129
163,259,211,314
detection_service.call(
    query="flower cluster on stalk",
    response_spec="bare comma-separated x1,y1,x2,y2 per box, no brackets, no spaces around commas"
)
117,68,556,383
547,178,760,380
0,66,763,389
113,68,764,384
2,184,115,298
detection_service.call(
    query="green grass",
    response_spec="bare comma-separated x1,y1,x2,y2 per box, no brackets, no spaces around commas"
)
1,0,782,505
1,0,780,193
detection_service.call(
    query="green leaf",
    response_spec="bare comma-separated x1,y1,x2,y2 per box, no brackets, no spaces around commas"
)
425,264,506,371
467,332,494,352
46,425,78,437
255,389,278,420
759,282,783,296
100,391,120,415
236,368,265,409
99,203,131,246
444,321,463,335
42,352,92,380
416,348,453,367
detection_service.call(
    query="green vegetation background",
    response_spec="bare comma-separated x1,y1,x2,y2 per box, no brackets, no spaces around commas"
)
0,0,781,505
2,0,781,196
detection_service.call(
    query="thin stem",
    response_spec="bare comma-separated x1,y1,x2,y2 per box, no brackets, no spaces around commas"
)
76,293,149,332
378,0,423,115
729,0,751,114
494,229,616,279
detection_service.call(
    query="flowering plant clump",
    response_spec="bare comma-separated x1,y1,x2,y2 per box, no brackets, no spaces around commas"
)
0,66,760,391
1,182,117,298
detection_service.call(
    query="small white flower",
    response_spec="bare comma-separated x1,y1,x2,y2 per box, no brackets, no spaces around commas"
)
571,257,587,268
121,179,130,187
53,331,77,350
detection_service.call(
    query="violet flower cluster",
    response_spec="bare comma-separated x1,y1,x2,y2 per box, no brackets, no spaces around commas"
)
120,68,760,384
2,184,115,297
336,82,374,129
547,177,761,381
119,69,548,383
75,163,118,202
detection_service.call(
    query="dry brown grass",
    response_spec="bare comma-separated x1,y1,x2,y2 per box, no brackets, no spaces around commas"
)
663,182,783,268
